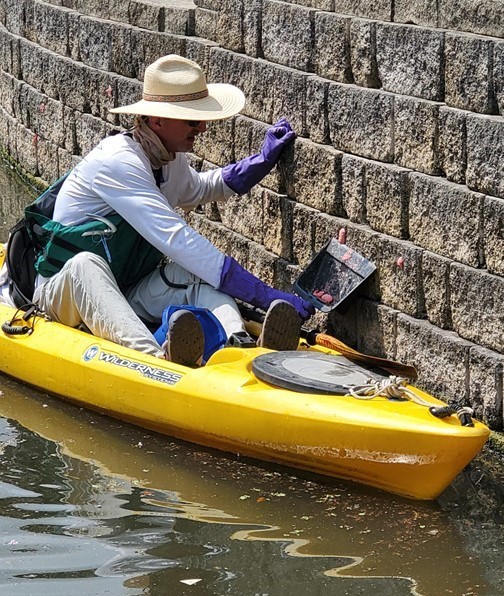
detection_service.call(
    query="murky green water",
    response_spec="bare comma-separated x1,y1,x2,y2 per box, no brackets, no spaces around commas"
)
0,159,503,595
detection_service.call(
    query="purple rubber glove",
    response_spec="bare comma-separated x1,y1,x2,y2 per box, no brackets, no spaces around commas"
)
218,256,314,321
221,118,296,195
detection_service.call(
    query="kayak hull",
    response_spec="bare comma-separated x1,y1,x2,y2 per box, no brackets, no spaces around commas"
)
0,302,489,500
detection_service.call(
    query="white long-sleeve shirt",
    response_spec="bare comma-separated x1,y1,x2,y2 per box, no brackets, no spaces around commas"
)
0,133,235,305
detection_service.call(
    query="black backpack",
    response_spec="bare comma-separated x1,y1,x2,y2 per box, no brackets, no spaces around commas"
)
5,173,70,309
5,217,38,308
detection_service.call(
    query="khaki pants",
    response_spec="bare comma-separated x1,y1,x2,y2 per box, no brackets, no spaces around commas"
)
34,252,245,358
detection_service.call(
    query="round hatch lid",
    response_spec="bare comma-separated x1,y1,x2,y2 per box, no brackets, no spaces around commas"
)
252,351,388,395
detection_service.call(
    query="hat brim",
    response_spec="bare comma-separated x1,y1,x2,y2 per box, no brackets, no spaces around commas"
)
110,83,245,121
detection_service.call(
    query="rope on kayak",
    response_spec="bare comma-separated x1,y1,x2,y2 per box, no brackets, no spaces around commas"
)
347,376,439,408
453,406,475,427
348,377,476,426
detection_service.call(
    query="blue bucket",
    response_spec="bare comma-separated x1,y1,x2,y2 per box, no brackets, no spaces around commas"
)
154,305,227,363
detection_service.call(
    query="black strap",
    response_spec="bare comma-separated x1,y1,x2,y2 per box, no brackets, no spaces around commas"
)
159,265,188,289
153,167,164,188
49,234,82,254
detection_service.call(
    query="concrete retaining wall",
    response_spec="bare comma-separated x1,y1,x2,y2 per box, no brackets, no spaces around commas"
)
0,0,502,429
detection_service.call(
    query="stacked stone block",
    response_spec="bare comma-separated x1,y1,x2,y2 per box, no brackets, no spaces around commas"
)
0,0,502,429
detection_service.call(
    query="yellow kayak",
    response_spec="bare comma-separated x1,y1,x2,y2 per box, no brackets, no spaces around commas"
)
0,292,489,500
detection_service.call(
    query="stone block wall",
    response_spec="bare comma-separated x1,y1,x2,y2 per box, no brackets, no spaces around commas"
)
0,0,502,429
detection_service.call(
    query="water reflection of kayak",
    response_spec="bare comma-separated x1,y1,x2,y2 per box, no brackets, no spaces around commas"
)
0,300,489,500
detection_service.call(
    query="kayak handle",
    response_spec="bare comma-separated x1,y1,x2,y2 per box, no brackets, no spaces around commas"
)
1,320,33,335
1,305,39,336
429,405,475,427
429,405,455,418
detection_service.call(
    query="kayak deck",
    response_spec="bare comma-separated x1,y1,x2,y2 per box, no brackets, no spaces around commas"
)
0,302,489,500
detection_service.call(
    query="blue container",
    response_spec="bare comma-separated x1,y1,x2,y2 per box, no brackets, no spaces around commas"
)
154,305,227,363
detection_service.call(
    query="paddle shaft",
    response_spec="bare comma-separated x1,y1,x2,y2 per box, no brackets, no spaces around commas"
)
239,303,418,380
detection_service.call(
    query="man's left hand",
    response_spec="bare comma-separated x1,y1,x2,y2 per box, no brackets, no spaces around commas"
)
221,118,296,195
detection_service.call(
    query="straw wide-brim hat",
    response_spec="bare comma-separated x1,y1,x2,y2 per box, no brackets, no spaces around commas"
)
110,54,245,121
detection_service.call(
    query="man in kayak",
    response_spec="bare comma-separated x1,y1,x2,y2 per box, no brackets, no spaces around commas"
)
0,54,314,365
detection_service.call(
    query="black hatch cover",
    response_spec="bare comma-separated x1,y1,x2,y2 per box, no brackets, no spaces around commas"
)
252,351,388,395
